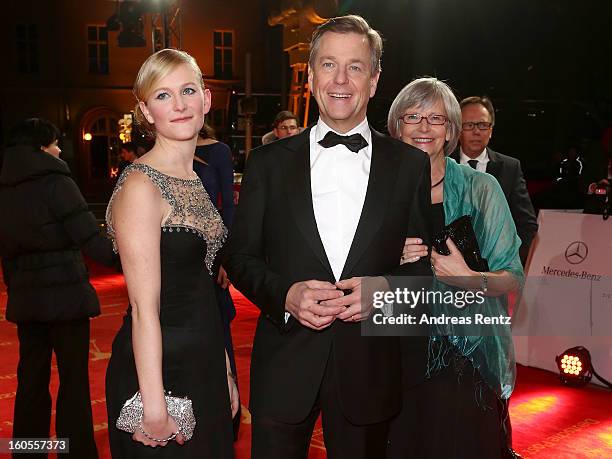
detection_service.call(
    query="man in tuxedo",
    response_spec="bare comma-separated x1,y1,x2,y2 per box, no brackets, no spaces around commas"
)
453,96,538,264
224,15,431,459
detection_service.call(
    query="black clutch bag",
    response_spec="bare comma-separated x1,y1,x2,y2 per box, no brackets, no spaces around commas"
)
432,215,489,272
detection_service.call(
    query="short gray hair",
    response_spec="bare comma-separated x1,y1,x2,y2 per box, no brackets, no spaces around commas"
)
387,77,461,156
309,15,383,75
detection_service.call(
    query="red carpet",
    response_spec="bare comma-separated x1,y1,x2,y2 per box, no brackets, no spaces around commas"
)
0,261,610,458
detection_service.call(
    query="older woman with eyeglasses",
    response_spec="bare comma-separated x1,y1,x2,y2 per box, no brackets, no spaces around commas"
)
386,78,524,459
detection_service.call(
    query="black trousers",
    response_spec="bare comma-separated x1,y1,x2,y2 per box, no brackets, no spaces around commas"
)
13,319,98,459
252,348,390,459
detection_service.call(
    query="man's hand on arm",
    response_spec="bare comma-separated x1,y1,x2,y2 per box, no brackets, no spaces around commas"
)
285,280,346,330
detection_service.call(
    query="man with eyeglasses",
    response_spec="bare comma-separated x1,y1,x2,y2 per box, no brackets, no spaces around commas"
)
453,96,538,265
454,96,535,459
261,111,301,145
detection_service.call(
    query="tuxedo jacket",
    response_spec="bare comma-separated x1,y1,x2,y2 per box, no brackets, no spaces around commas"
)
224,127,432,424
451,148,538,263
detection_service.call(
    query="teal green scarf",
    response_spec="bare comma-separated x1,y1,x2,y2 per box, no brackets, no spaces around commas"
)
427,157,524,400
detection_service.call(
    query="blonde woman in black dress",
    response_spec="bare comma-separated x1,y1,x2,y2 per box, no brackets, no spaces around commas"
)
105,49,238,458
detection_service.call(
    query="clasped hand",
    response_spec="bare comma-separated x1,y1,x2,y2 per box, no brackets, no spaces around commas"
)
286,277,377,330
430,238,474,279
401,236,475,286
133,413,185,448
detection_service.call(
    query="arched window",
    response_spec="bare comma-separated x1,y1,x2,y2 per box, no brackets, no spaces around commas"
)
88,115,119,179
79,107,121,196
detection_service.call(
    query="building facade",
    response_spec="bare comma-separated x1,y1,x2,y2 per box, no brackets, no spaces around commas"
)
1,0,283,198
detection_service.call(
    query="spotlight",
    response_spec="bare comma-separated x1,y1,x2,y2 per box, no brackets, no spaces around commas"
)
555,346,612,388
106,13,121,32
106,1,146,48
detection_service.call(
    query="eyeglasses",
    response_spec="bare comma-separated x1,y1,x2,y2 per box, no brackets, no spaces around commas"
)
462,121,493,131
398,113,448,125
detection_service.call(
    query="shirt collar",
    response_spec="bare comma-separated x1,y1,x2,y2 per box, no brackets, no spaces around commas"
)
459,147,488,164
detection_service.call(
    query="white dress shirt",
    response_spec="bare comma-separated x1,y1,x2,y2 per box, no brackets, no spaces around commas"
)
459,147,489,172
310,118,372,281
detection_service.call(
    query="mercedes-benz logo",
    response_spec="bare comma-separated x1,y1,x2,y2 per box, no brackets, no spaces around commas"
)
565,241,588,265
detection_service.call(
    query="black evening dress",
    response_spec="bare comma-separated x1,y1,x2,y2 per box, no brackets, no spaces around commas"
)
105,164,234,458
388,202,503,459
193,142,241,436
423,203,504,458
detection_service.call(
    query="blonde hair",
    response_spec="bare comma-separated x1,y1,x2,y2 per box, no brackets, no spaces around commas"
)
133,48,204,137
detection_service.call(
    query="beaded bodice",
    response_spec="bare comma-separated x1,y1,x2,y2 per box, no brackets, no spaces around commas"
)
105,163,227,274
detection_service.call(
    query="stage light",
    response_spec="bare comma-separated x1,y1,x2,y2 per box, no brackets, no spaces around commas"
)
556,347,592,386
106,0,147,48
83,132,92,141
555,346,612,388
106,13,121,32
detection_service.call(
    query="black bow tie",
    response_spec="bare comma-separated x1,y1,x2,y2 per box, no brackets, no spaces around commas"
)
318,131,368,153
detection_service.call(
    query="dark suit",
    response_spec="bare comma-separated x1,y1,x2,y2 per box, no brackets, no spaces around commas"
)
452,148,538,264
224,126,431,457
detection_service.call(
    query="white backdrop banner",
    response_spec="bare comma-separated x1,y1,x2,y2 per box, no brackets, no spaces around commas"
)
513,210,612,386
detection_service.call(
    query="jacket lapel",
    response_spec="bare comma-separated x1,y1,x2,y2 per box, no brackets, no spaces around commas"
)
449,149,460,163
340,129,400,279
485,148,503,180
283,129,335,278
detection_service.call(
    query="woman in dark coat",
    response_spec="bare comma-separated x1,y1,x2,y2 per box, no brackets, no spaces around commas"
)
0,118,117,458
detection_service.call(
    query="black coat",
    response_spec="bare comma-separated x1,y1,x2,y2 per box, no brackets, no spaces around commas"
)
0,146,117,323
224,127,432,424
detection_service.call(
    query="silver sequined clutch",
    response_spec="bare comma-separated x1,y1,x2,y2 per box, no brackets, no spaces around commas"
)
116,391,196,440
